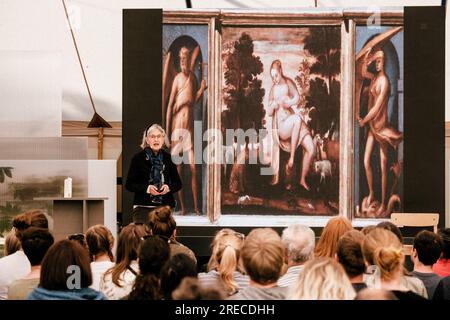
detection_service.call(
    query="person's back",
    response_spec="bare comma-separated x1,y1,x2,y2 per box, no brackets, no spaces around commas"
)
411,230,442,298
8,228,54,300
278,224,315,288
99,224,148,300
0,251,31,299
433,276,450,300
85,225,115,291
148,206,197,265
231,228,287,300
0,210,48,300
433,228,450,277
27,240,106,300
198,228,249,296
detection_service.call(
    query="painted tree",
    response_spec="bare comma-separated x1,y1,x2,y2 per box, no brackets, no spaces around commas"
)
222,33,265,194
302,27,341,135
222,33,265,131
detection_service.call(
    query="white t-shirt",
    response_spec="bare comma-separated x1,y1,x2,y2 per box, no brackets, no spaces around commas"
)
90,261,115,291
0,250,31,300
99,260,139,300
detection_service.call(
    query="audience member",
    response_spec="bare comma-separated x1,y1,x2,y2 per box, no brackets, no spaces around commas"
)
8,228,54,300
336,230,367,292
360,225,376,236
231,228,287,300
148,206,197,265
362,228,426,300
172,277,226,300
278,224,315,288
128,235,170,300
27,240,106,300
290,257,356,300
100,223,150,300
433,228,450,277
198,228,249,296
85,225,115,291
355,288,398,300
433,276,450,300
68,233,89,253
3,230,21,256
411,230,442,298
362,228,427,298
314,216,353,258
0,210,48,300
160,253,198,300
376,221,403,243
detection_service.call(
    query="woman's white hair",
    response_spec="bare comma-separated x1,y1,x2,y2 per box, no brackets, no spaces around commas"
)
140,124,167,149
281,224,315,264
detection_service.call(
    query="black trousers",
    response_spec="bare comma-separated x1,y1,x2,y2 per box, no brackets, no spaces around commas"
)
132,206,156,224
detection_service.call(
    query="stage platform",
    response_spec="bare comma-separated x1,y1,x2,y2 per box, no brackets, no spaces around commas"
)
175,215,386,228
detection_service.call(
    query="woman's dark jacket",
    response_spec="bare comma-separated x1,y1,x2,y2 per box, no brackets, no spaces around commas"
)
125,149,182,208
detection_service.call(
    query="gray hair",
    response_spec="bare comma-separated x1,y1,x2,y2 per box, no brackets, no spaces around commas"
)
282,224,315,264
140,124,166,149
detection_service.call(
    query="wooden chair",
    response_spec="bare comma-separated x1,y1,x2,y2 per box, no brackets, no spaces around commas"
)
390,213,439,233
391,213,439,256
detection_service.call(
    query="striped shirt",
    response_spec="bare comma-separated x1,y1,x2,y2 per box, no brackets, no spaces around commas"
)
277,265,304,288
198,270,250,293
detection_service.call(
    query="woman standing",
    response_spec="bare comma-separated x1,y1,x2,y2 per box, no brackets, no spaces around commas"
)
125,124,182,223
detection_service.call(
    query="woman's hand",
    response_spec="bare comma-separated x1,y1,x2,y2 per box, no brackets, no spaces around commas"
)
148,185,161,196
159,184,170,195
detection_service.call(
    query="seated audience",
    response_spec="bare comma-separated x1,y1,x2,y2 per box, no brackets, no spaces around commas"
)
433,276,450,300
172,277,226,300
433,228,450,277
231,228,287,300
27,240,106,300
85,225,115,291
148,206,197,265
314,216,353,258
3,230,21,256
0,210,48,300
411,230,442,298
373,223,428,297
100,223,150,300
8,228,54,300
198,228,249,296
160,253,198,300
278,224,315,288
128,235,170,300
355,288,398,300
290,257,356,300
336,230,367,293
362,228,426,300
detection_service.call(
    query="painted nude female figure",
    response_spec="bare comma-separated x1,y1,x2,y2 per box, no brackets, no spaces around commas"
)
268,60,314,191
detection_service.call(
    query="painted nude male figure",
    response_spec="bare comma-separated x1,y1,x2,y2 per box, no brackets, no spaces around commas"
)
358,49,403,216
165,46,207,214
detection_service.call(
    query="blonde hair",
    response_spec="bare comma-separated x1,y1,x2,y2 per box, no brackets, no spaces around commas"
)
207,228,245,295
241,228,284,285
290,257,356,300
314,216,353,258
362,228,404,281
140,124,166,149
4,229,21,256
